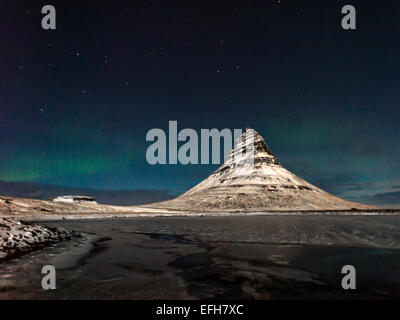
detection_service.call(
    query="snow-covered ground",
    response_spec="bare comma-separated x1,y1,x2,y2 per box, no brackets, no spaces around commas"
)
0,217,79,261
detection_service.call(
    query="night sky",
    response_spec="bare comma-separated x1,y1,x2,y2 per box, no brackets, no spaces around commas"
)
0,0,399,207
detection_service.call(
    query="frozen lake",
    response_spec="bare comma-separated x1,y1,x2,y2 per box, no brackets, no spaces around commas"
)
1,215,400,299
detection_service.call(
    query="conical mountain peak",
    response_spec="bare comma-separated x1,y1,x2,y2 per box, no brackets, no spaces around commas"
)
143,128,373,212
224,128,280,169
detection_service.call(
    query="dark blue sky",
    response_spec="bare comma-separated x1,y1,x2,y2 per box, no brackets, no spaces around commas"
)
0,0,399,206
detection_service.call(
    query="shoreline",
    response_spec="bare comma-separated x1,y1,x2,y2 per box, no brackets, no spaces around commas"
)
3,208,400,222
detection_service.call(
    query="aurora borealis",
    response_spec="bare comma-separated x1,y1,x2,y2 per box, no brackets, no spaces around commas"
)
0,1,399,206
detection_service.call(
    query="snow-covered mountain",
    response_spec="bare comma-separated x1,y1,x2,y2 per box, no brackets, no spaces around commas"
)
142,128,373,212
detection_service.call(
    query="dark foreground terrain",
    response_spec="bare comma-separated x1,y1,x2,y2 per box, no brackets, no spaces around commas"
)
1,215,400,299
